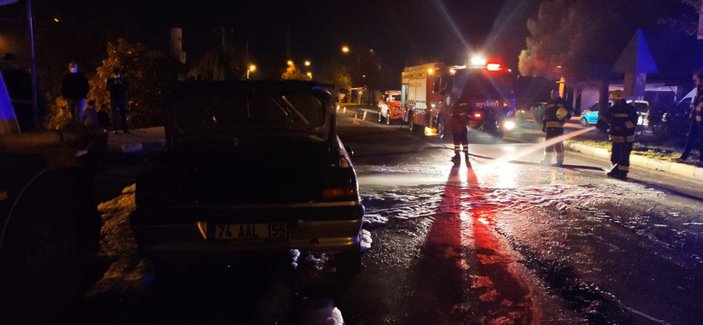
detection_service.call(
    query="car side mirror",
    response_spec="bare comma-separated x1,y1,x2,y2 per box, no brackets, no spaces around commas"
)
345,145,355,157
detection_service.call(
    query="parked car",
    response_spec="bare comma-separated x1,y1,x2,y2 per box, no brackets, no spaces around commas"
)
655,88,696,138
1,125,103,323
131,81,365,279
377,90,402,124
580,100,650,129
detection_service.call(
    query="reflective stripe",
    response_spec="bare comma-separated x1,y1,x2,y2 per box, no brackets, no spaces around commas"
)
625,121,635,129
609,135,634,143
612,113,629,117
545,121,563,127
609,135,625,142
618,165,630,171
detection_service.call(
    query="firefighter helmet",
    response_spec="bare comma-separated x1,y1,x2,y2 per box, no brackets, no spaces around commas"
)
556,105,569,120
609,90,624,101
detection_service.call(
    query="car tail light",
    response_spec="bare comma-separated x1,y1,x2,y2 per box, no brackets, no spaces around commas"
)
323,160,358,200
473,112,483,119
322,187,357,199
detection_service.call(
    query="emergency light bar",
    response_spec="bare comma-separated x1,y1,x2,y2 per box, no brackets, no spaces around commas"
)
486,63,502,71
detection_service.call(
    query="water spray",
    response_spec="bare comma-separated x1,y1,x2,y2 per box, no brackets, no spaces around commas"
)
483,126,597,170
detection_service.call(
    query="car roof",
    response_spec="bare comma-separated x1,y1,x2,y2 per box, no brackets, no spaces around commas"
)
165,80,335,102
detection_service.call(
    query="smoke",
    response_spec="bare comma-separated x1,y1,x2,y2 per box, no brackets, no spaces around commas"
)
518,0,620,80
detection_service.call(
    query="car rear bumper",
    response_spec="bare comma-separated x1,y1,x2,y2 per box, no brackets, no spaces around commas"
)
131,201,364,257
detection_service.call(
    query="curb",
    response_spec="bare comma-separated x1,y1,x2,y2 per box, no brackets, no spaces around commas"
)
565,142,703,181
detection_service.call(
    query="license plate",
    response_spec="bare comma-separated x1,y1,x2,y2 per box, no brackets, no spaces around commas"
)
214,223,289,241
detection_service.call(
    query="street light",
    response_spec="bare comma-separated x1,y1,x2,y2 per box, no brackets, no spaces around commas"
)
306,71,312,80
246,64,256,79
304,60,311,67
341,45,350,54
287,60,294,66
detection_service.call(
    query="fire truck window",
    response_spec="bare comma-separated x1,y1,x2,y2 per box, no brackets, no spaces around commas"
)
445,76,454,94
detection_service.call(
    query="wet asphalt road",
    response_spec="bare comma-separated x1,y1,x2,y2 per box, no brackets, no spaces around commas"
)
338,114,703,324
50,113,703,325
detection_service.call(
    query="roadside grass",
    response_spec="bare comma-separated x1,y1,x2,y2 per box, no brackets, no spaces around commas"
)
567,132,701,163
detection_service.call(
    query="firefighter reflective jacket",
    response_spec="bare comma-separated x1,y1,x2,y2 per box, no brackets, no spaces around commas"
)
604,101,638,143
542,98,571,131
450,101,470,133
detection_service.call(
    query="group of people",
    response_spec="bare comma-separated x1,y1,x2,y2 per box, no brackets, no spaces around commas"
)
447,80,701,180
60,62,129,133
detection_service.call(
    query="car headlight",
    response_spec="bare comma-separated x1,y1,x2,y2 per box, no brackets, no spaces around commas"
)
503,120,516,130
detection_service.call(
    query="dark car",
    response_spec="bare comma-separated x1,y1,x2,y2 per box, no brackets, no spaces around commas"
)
130,81,364,278
655,93,693,138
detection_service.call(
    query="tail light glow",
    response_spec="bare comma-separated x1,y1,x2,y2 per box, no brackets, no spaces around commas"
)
322,187,357,199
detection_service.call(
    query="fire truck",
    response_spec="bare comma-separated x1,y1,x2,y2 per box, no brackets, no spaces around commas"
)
401,60,517,137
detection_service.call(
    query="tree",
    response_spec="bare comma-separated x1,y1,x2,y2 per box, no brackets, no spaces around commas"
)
281,63,308,80
658,0,700,36
319,60,352,91
519,0,696,81
189,42,245,81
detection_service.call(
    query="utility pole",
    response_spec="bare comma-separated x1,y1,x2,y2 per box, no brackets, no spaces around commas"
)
26,0,39,129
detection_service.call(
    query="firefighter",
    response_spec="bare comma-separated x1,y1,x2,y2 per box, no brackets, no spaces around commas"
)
602,90,638,179
450,98,470,166
540,89,572,166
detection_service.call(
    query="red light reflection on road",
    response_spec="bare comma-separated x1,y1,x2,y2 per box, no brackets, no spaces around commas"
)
411,165,534,323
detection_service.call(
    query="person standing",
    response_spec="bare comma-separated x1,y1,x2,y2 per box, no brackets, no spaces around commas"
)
602,90,638,179
450,98,470,166
61,62,89,123
540,89,572,166
676,72,703,167
107,67,129,133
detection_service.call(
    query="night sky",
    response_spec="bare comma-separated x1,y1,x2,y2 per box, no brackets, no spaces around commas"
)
1,0,698,86
65,0,542,84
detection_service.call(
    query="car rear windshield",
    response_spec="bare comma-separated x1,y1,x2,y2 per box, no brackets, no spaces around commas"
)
170,91,328,137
